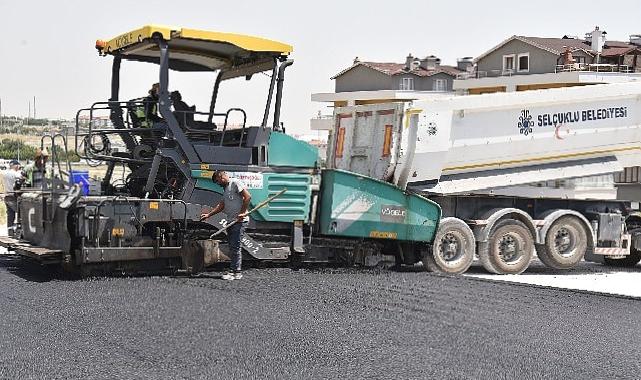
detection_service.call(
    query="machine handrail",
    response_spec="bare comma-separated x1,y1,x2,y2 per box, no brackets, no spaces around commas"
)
175,109,226,132
75,101,165,164
75,100,251,166
39,133,71,224
219,108,247,147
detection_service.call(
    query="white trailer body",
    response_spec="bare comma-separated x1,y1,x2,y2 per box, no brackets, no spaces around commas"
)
327,81,641,274
330,82,641,195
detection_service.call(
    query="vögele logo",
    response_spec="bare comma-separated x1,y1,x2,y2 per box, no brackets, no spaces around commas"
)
517,109,534,136
381,205,406,223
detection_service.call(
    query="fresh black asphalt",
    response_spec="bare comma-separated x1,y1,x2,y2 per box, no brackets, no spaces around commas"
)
1,254,640,379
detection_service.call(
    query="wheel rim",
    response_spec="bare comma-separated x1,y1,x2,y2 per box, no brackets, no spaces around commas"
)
553,226,577,257
497,232,524,263
437,231,466,265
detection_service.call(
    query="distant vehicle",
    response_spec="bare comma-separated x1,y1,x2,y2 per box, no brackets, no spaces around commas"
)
0,159,18,170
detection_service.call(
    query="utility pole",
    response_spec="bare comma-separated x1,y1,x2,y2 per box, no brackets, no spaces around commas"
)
33,96,36,119
21,100,30,163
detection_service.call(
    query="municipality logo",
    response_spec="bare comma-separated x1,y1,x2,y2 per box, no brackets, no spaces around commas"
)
517,109,534,136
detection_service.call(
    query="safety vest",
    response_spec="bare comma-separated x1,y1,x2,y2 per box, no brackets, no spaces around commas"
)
134,106,151,128
129,97,157,128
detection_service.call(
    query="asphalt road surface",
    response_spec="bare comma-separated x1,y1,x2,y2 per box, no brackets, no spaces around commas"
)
467,259,641,298
1,255,640,379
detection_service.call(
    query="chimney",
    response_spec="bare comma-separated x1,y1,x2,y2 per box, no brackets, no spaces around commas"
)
411,58,421,71
419,55,440,70
631,34,641,46
404,54,413,70
562,47,576,65
590,26,606,54
457,57,474,72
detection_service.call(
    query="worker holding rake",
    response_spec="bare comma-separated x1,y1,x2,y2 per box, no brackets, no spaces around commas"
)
200,170,251,280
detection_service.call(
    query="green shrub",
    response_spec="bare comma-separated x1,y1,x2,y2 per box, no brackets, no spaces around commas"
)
0,139,80,162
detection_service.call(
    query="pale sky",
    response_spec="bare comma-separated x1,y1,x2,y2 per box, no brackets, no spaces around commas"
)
1,0,640,134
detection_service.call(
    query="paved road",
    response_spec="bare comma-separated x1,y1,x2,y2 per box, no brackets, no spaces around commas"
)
1,255,640,380
467,259,641,297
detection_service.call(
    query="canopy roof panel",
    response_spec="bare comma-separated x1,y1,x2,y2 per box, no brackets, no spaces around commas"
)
96,25,293,73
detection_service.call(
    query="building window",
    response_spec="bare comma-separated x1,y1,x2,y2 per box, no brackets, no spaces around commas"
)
517,53,529,72
433,78,447,91
400,77,414,91
502,54,516,74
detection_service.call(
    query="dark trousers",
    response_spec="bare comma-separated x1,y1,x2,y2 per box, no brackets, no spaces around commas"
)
227,221,247,272
4,197,16,228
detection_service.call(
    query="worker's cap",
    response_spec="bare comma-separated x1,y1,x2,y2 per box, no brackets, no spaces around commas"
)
9,160,19,166
35,148,50,158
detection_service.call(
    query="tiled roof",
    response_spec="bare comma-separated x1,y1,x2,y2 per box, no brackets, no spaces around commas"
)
523,36,640,55
331,61,463,79
475,35,641,62
600,46,638,57
519,36,594,55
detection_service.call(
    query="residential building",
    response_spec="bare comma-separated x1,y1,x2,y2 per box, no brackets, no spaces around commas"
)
333,54,468,93
455,27,641,94
311,54,469,130
453,26,641,200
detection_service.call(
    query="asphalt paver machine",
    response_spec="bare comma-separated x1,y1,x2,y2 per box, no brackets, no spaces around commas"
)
0,25,441,276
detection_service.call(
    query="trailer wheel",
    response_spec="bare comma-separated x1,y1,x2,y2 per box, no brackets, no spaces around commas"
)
423,218,475,274
537,216,587,269
479,219,533,274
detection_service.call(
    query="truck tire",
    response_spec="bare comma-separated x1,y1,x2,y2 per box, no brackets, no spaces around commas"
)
479,219,533,274
536,216,587,270
603,251,641,267
423,218,475,274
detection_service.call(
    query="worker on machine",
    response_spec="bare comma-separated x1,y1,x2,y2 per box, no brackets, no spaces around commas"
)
200,170,251,281
1,160,23,234
23,148,49,189
130,83,163,128
170,90,194,127
143,83,163,126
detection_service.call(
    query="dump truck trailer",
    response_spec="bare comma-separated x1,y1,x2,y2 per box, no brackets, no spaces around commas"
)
328,82,641,273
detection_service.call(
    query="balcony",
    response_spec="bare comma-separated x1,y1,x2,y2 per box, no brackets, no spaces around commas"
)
457,64,641,79
555,63,639,73
456,69,513,79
